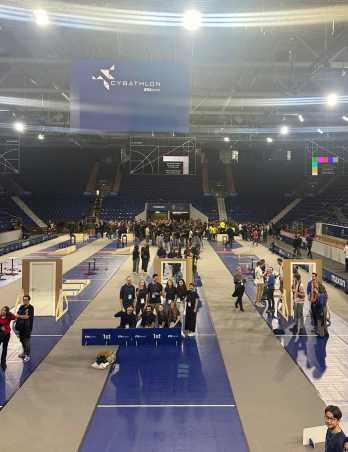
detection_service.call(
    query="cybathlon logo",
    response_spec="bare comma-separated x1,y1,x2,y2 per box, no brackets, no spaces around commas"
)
91,64,161,93
92,64,115,91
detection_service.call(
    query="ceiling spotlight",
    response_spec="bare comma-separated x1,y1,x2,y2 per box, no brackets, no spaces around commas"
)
38,133,45,140
33,9,50,27
266,137,273,143
224,136,230,142
13,121,25,133
298,114,304,123
317,128,324,134
327,93,338,107
342,115,348,122
183,10,201,31
280,125,289,135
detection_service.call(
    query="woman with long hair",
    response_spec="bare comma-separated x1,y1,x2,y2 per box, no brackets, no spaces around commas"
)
164,278,177,314
168,302,181,328
135,279,148,316
0,305,29,371
176,279,187,336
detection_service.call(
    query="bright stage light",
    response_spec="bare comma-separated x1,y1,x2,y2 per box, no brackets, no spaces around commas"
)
13,121,25,133
38,133,45,140
327,93,338,107
224,136,230,142
280,125,289,135
33,9,50,27
266,137,273,143
298,114,304,122
317,128,324,134
183,10,201,31
342,115,348,122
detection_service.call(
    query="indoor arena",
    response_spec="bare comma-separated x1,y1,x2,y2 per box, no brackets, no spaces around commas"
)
1,2,348,452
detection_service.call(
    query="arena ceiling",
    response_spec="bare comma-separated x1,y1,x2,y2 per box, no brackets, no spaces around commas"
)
1,0,348,146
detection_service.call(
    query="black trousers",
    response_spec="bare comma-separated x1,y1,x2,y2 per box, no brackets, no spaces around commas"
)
0,333,10,367
311,303,318,328
235,295,244,311
142,259,149,272
268,288,275,312
346,258,348,272
19,331,31,356
307,246,313,259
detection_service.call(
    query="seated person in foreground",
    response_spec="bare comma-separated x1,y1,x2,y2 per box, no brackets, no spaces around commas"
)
140,305,156,328
114,305,137,328
168,302,181,328
155,304,168,328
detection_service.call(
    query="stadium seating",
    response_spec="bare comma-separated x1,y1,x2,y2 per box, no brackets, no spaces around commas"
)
192,196,219,220
281,176,348,227
100,197,145,220
23,195,92,223
225,196,290,223
0,196,35,228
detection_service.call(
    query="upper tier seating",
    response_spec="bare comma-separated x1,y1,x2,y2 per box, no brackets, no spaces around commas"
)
225,196,290,223
23,195,92,222
281,177,348,227
0,196,35,228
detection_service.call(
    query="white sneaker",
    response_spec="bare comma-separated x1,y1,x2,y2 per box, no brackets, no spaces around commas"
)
23,356,31,362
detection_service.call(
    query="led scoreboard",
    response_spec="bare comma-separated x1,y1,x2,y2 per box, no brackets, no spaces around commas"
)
311,155,339,176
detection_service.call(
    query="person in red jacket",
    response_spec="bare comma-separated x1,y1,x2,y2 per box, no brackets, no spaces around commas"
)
0,305,29,371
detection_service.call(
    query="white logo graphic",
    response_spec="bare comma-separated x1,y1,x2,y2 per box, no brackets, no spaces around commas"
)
92,64,115,91
91,64,161,93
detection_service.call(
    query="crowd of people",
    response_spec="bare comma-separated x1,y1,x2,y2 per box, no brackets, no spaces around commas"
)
250,256,330,336
116,274,199,336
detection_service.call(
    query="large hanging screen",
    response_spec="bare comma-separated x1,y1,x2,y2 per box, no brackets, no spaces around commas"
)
70,60,191,133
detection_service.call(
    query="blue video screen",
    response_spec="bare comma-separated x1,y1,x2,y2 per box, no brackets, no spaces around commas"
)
70,60,191,133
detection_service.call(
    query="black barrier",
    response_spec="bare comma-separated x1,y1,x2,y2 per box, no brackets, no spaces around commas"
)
82,328,182,347
0,233,57,256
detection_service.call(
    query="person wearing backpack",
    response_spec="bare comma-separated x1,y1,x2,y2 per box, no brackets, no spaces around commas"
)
291,273,306,335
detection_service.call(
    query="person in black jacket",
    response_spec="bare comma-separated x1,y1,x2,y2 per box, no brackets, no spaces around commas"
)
132,245,140,274
16,295,34,362
135,280,148,316
141,244,150,273
185,283,199,335
164,278,177,314
232,279,246,312
148,274,163,306
141,305,156,328
119,276,136,309
114,305,137,328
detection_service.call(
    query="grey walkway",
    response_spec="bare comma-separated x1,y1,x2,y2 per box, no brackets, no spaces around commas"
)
199,243,325,452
